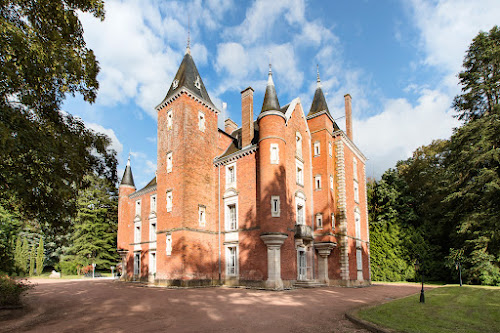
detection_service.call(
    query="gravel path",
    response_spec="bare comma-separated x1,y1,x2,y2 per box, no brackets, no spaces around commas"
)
1,279,424,332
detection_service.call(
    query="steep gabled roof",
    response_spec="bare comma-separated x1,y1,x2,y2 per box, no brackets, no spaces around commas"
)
159,51,214,107
218,121,260,159
261,65,281,112
308,68,331,117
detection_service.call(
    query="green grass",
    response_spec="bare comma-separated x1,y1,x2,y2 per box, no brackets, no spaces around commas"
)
31,271,113,279
358,285,500,333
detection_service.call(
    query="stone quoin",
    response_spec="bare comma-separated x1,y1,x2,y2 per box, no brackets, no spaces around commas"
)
117,44,370,289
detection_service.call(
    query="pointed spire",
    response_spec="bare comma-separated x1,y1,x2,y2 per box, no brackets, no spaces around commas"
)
261,63,280,112
316,64,322,89
308,66,331,117
186,15,191,55
120,154,135,188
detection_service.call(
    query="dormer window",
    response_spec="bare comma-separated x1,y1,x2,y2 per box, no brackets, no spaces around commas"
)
172,79,179,89
199,111,205,132
194,75,201,90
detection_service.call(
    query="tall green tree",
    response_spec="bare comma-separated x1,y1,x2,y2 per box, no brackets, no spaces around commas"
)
453,25,500,122
36,237,45,275
0,0,117,232
29,243,36,276
0,204,21,274
67,175,118,270
20,237,29,275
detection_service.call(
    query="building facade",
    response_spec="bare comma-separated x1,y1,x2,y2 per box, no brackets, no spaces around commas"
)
117,45,370,289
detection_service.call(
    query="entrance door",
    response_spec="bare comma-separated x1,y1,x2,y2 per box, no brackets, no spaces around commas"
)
298,249,307,280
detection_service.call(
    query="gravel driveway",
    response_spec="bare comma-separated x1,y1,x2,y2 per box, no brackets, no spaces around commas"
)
1,279,424,332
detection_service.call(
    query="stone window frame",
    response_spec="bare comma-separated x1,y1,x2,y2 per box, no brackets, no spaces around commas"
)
296,132,303,158
150,194,157,213
329,175,334,190
328,141,332,157
166,190,173,212
166,151,173,173
225,245,239,277
270,143,279,164
271,195,280,217
134,220,141,244
166,234,172,256
135,199,141,217
133,252,140,276
167,109,173,130
149,219,157,243
316,213,323,229
225,162,237,189
149,251,156,275
198,110,205,132
355,208,361,240
314,175,322,190
198,205,206,227
331,213,336,230
296,159,304,186
354,181,359,203
356,248,363,275
224,193,238,231
295,192,306,225
313,141,320,156
353,157,358,181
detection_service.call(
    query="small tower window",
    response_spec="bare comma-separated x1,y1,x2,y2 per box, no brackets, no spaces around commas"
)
166,152,173,173
316,213,323,229
314,141,320,156
166,234,172,256
329,142,333,156
135,200,141,217
330,175,334,190
315,175,321,190
353,158,358,181
354,181,359,203
296,132,302,158
199,205,206,227
166,190,173,212
167,109,173,130
226,163,236,187
199,111,205,132
296,159,304,186
271,196,280,217
150,194,157,213
331,213,336,230
270,144,279,164
296,204,304,225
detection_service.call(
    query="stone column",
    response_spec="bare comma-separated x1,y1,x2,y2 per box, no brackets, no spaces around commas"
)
117,249,129,281
260,233,288,290
314,242,336,284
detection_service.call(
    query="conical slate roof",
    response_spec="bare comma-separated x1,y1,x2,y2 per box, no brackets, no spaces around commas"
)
120,157,135,187
261,65,280,112
308,69,331,116
159,50,214,106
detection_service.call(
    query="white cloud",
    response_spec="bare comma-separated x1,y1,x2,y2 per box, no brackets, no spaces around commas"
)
86,122,124,158
355,89,460,177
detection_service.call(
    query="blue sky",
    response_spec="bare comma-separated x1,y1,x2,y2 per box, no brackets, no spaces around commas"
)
62,0,500,189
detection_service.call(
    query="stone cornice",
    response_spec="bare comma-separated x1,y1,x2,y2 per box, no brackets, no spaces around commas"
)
129,185,157,199
155,87,220,114
257,110,286,121
214,144,258,166
306,109,335,124
332,130,367,162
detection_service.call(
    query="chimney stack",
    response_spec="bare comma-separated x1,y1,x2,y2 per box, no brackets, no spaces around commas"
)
344,94,353,141
224,118,238,135
241,87,254,147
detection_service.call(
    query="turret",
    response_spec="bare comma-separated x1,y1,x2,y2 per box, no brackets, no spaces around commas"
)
118,156,136,250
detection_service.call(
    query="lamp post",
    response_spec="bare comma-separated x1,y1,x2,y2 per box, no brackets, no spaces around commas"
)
415,257,425,303
455,260,463,287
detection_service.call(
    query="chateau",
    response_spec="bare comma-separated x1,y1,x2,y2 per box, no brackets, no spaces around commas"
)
117,43,370,289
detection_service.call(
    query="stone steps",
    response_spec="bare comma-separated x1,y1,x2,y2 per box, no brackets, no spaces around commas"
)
293,280,327,288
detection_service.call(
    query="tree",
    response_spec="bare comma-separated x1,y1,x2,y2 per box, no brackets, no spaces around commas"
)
20,237,29,275
453,25,500,122
0,0,117,231
36,237,45,275
29,243,36,276
66,175,118,270
0,203,21,274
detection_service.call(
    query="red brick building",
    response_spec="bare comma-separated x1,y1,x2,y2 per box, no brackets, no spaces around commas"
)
117,45,370,289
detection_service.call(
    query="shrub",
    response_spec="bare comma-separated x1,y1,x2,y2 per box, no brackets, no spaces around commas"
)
57,260,79,276
0,275,33,307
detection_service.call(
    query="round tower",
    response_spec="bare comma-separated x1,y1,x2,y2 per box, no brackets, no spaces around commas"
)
118,156,136,251
257,65,287,234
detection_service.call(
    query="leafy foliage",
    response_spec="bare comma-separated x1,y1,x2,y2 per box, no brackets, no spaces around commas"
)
0,0,116,231
0,275,33,307
36,237,45,275
0,204,21,274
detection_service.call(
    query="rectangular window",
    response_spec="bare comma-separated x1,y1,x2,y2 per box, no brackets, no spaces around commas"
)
199,206,206,227
150,221,156,242
270,144,279,164
331,213,335,230
271,196,280,217
330,175,334,190
315,175,321,190
297,204,304,225
134,222,141,243
149,252,156,275
167,109,173,130
316,214,323,229
314,141,320,156
355,211,361,239
296,159,304,186
167,152,173,173
166,234,172,256
166,190,173,212
296,133,302,158
199,111,205,132
135,200,141,217
329,142,332,156
228,204,237,230
226,246,238,276
356,248,363,271
353,158,358,181
354,181,359,202
150,194,157,213
134,253,140,276
226,163,236,187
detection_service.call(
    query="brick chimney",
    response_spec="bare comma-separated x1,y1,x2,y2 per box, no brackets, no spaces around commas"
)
224,118,238,135
241,87,254,147
344,94,353,141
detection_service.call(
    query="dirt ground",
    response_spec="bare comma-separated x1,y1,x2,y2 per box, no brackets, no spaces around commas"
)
1,279,425,333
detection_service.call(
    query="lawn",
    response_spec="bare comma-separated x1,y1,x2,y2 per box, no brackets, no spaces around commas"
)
358,285,500,333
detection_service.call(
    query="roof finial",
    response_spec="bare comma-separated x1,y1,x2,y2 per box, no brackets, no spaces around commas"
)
127,150,131,166
316,64,322,89
186,14,191,54
267,62,274,86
